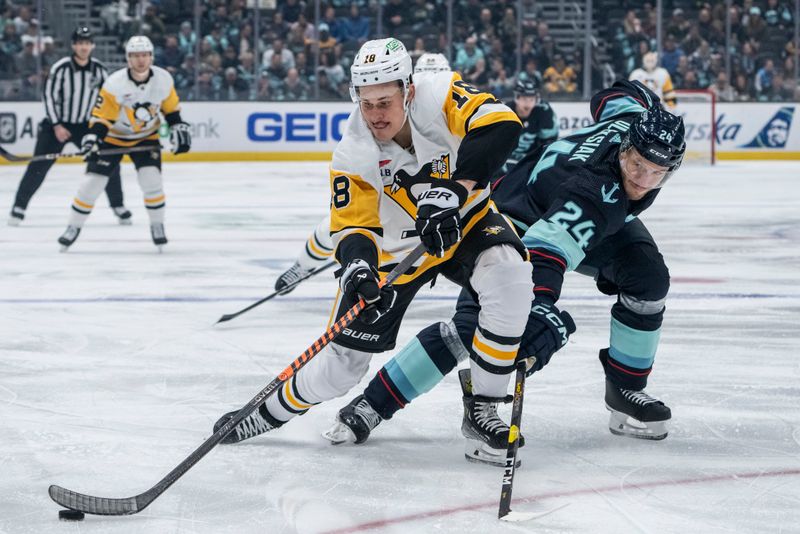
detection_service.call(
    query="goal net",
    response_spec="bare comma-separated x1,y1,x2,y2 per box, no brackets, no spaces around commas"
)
670,89,716,165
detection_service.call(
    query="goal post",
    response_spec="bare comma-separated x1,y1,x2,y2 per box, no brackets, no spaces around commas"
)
670,89,716,165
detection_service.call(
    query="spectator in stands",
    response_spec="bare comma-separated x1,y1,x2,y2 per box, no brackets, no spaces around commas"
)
0,43,16,79
192,66,217,100
710,71,737,101
178,21,196,57
536,35,556,71
281,67,310,101
317,23,337,52
465,56,489,87
410,38,427,62
16,39,35,77
293,13,316,45
263,11,289,43
409,0,433,32
294,51,313,81
455,35,484,73
733,72,753,101
139,7,164,47
262,38,295,71
666,8,691,41
765,0,793,28
280,0,303,24
264,53,288,88
543,53,577,96
286,21,307,56
320,49,345,86
12,5,31,35
321,6,343,44
2,21,22,56
222,44,239,70
661,34,684,78
340,4,369,47
681,25,703,56
237,23,253,56
158,35,184,73
754,58,775,98
316,68,341,100
487,57,513,98
498,7,517,50
237,51,255,87
220,66,249,101
205,23,229,55
173,54,195,96
745,7,767,43
383,0,405,32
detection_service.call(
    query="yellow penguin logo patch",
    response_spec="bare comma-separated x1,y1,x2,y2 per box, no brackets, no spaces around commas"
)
430,154,450,179
483,225,505,236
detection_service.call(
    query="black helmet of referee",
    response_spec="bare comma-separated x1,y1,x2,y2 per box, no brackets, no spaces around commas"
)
71,26,93,43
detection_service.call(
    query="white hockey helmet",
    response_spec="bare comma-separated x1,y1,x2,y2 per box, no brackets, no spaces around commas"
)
349,38,413,103
125,35,154,56
414,53,451,74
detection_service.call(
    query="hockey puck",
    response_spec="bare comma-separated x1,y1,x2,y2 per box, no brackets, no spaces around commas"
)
58,509,85,521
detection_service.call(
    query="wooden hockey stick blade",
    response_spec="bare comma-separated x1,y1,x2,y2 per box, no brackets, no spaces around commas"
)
499,503,569,522
49,243,426,516
215,260,336,324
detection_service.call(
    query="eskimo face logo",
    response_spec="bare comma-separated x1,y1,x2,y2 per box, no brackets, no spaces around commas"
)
0,113,16,143
766,118,790,147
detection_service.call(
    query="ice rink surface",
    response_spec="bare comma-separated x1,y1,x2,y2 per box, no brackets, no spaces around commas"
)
1,160,799,534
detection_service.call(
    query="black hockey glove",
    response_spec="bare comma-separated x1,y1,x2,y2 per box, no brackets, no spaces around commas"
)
339,259,397,325
170,122,192,155
518,298,576,377
80,133,100,161
415,179,469,258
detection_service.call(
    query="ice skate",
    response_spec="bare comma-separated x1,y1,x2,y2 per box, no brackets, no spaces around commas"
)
150,222,167,251
459,369,524,467
323,394,382,445
8,206,24,226
112,206,133,225
213,405,284,444
605,379,671,440
274,261,314,294
57,225,81,251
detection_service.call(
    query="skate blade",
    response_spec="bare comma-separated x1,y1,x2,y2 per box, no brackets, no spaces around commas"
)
8,218,21,227
607,409,668,440
59,245,69,253
464,440,520,468
322,422,356,445
156,245,164,254
118,219,133,226
500,503,569,522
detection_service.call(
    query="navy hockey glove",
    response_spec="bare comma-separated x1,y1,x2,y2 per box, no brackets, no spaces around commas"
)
339,259,397,325
79,133,100,161
169,122,191,155
518,298,576,376
415,179,469,257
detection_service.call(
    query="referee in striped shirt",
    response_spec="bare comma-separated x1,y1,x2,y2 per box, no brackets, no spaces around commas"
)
8,26,130,226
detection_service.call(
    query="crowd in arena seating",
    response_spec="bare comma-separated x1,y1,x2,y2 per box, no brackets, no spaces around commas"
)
610,1,798,101
0,0,797,103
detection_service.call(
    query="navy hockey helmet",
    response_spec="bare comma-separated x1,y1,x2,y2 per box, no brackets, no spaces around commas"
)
621,106,686,178
71,25,93,43
514,77,541,97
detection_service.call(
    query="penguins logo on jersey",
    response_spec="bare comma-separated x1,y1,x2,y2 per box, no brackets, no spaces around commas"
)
482,225,505,236
126,103,158,132
431,154,450,179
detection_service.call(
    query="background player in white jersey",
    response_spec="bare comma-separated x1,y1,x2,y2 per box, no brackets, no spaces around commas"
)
214,38,534,456
271,52,453,294
629,52,676,106
57,36,191,251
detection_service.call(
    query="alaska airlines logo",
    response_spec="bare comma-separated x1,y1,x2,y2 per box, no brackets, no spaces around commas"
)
740,107,794,148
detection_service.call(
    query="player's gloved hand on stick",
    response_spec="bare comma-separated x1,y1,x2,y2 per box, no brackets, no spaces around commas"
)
79,133,100,161
170,122,192,155
339,259,396,324
518,297,576,377
415,179,469,257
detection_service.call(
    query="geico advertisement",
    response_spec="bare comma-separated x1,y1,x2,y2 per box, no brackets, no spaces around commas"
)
1,101,797,154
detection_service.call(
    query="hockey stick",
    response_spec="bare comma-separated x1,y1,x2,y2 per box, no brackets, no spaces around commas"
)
49,242,427,516
0,144,156,163
215,260,337,325
498,358,533,521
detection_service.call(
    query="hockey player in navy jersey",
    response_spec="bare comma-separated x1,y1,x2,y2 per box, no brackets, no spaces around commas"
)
496,77,559,177
327,80,684,464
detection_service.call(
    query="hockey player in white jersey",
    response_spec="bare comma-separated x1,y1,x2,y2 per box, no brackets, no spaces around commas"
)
273,52,453,293
58,35,191,251
629,52,676,106
214,38,533,456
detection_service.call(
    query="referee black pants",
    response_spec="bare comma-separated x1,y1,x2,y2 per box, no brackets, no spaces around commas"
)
12,119,124,211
